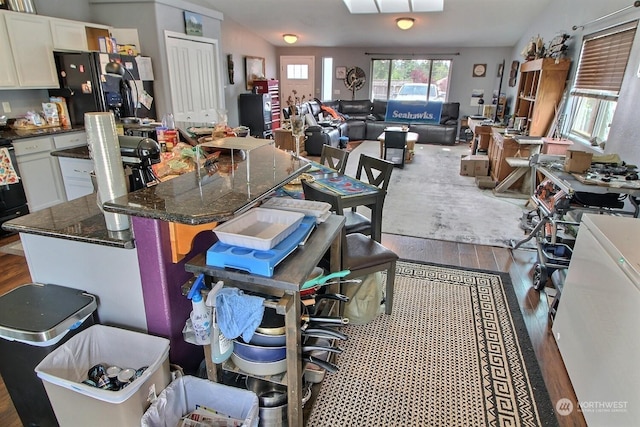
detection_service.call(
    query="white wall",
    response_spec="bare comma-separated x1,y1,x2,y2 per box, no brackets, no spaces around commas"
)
272,45,512,118
508,0,640,163
219,18,277,127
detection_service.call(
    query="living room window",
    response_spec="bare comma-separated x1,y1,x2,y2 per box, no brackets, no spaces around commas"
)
564,20,637,147
371,58,452,101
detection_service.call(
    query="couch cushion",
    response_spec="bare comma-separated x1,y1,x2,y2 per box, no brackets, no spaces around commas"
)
371,100,388,120
339,100,372,117
440,102,460,125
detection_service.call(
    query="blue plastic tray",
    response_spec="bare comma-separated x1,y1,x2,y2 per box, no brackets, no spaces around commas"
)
206,216,316,276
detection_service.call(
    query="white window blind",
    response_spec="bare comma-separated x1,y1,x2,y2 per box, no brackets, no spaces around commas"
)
573,21,638,96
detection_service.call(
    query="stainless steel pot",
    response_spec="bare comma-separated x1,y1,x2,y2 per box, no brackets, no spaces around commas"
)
245,377,287,408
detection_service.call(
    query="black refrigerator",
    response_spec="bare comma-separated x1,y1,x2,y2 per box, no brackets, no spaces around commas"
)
49,51,156,125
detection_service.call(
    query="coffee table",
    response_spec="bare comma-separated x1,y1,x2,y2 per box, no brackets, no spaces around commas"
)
377,131,418,163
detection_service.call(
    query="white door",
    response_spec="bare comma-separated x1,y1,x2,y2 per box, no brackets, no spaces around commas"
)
280,56,315,109
165,31,224,124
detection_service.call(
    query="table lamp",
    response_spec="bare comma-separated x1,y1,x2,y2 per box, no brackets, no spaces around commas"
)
477,97,485,116
105,61,139,123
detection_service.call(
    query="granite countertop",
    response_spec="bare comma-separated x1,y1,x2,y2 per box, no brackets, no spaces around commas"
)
2,193,135,249
51,145,90,159
104,143,311,225
0,126,85,141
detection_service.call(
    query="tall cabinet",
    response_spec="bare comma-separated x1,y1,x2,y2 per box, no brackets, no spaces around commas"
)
253,79,281,131
514,58,571,136
239,93,273,138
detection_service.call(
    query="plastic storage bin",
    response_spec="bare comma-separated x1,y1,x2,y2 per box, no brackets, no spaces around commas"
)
0,283,96,427
141,375,259,427
35,324,170,427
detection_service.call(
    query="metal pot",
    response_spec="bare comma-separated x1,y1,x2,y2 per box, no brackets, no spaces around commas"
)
259,402,287,427
245,377,287,408
231,352,287,376
249,330,286,347
233,339,286,363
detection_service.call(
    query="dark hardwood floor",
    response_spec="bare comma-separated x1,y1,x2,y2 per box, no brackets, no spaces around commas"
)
0,232,586,426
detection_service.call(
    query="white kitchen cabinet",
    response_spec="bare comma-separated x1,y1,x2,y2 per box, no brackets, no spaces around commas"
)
13,137,67,210
50,18,88,52
58,157,94,201
53,131,86,149
3,11,59,88
552,214,640,427
0,14,18,88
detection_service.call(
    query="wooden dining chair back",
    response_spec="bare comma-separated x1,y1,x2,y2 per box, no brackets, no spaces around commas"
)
301,180,398,315
344,154,395,238
383,130,407,168
320,144,350,174
356,154,394,192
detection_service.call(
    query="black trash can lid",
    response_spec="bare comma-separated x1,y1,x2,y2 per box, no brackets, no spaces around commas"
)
0,283,97,343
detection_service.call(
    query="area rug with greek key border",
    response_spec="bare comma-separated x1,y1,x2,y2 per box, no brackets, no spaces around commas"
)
307,260,558,427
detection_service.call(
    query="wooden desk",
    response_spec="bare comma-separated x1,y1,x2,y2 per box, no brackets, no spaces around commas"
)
377,131,417,163
467,117,493,154
490,132,543,197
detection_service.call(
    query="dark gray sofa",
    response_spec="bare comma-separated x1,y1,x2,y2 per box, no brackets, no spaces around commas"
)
319,99,460,145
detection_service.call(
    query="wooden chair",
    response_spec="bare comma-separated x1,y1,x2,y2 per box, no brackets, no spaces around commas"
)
302,180,398,314
320,144,349,174
383,130,407,168
344,154,394,238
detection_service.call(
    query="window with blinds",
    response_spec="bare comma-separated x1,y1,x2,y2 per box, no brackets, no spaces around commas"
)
566,20,638,146
573,21,638,96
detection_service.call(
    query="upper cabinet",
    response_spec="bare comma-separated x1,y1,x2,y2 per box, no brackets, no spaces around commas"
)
0,14,18,88
50,18,89,52
0,10,115,90
3,11,59,88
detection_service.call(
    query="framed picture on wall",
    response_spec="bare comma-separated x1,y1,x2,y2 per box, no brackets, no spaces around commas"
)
335,66,347,79
245,56,265,90
184,11,203,36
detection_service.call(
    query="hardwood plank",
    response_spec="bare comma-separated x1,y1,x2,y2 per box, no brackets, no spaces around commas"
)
0,232,585,427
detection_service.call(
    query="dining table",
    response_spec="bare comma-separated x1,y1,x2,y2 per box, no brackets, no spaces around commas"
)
273,160,386,242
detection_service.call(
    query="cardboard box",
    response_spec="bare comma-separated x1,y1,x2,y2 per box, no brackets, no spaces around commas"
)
541,137,573,155
460,154,489,177
475,175,497,189
564,149,593,173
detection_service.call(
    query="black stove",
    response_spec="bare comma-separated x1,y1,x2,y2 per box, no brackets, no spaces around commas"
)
0,134,29,235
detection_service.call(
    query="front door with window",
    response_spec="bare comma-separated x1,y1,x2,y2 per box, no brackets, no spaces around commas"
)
280,56,315,113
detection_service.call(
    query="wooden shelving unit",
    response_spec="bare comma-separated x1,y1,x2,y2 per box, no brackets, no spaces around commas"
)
514,58,571,137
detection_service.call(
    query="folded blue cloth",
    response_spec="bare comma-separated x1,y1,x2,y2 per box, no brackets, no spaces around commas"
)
216,288,265,342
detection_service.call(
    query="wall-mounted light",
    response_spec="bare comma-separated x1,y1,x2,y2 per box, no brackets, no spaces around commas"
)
396,17,415,30
283,34,298,44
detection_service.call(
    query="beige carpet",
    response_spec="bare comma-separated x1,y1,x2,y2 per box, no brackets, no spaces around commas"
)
307,261,558,427
344,141,532,248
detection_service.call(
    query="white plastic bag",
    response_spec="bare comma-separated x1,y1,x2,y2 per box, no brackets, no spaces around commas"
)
141,375,259,427
342,272,384,325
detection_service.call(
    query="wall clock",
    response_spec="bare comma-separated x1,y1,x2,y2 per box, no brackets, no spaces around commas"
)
473,63,486,77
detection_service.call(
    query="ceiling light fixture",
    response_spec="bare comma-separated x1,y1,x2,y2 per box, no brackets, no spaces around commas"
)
396,17,415,30
283,34,298,44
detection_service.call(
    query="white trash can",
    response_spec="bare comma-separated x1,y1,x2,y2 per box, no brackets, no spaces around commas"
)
142,375,259,427
35,324,170,427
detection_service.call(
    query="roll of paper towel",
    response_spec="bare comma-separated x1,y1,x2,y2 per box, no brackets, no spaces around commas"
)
85,112,130,231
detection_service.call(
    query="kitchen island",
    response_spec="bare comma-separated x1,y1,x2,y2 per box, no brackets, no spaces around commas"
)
3,143,314,373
